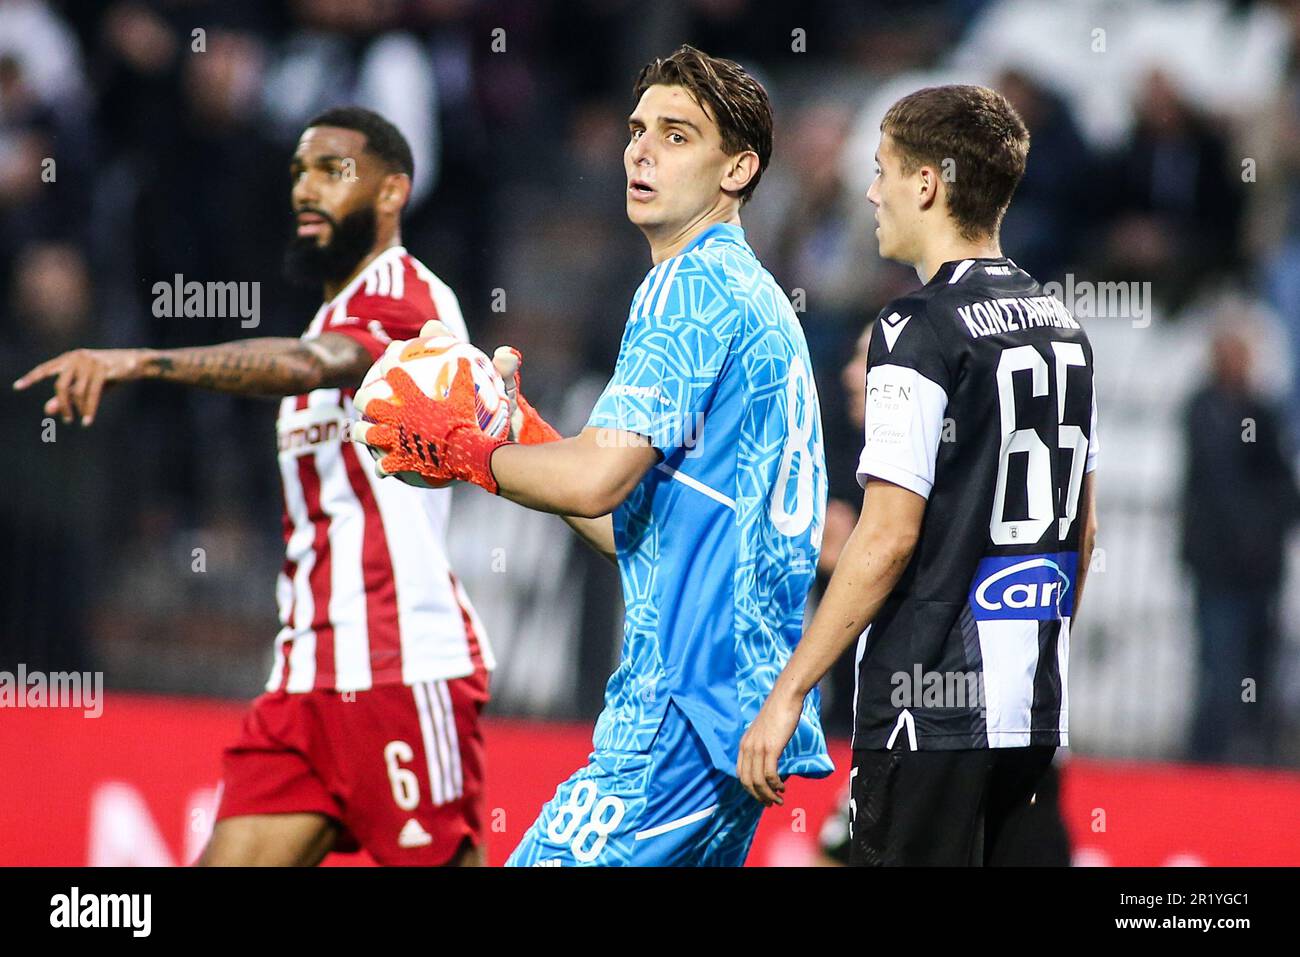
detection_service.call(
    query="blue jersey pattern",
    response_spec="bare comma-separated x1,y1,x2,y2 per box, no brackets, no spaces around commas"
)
586,223,833,779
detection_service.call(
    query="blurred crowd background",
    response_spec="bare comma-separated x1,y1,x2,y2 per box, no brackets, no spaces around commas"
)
3,0,1300,767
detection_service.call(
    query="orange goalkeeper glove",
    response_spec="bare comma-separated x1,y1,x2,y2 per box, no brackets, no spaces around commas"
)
357,358,510,493
492,346,562,445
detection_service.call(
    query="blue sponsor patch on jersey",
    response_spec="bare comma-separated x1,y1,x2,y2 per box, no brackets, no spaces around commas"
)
968,551,1078,621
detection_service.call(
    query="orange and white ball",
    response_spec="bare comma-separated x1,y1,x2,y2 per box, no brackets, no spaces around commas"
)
354,334,511,489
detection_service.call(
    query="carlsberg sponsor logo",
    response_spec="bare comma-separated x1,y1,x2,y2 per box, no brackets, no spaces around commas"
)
50,887,151,937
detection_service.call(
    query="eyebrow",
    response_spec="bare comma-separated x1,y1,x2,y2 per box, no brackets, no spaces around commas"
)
628,114,703,135
660,116,702,134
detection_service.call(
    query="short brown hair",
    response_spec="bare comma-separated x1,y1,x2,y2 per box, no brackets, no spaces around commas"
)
882,85,1029,239
633,44,773,204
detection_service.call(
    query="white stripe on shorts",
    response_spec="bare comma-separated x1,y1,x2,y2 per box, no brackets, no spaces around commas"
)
424,680,460,803
435,681,464,798
634,804,718,841
413,681,446,806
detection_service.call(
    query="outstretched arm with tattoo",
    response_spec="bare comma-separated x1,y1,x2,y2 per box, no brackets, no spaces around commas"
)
13,333,373,426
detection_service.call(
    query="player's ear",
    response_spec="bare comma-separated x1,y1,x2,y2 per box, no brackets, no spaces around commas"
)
378,172,411,215
916,164,940,213
721,150,759,198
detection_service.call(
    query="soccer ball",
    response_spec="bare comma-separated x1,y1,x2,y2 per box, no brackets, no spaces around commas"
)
354,334,511,489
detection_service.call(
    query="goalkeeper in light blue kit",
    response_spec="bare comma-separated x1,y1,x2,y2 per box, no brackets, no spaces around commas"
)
354,45,833,865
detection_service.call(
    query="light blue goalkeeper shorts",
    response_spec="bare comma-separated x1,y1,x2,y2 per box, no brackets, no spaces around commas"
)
506,702,762,867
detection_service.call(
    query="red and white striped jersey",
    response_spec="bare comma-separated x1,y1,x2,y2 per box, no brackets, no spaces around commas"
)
268,245,495,693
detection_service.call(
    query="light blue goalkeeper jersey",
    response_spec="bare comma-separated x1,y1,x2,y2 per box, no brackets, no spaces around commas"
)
585,222,833,780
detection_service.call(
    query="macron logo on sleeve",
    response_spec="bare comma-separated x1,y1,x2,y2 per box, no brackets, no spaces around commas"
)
881,312,911,352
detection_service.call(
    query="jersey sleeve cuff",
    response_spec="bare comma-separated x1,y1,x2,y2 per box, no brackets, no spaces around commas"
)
856,458,933,500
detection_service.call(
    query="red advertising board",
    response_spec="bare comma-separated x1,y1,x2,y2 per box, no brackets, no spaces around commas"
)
1,693,1297,866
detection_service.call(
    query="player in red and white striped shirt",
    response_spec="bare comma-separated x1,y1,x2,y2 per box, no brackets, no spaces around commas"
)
15,107,493,866
270,245,491,695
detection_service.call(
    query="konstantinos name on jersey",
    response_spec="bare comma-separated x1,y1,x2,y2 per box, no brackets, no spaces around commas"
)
959,294,1081,338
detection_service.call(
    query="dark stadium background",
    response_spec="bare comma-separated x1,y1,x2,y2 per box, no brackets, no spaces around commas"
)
1,0,1299,865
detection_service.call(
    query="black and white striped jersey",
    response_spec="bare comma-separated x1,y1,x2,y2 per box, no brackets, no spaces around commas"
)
852,256,1098,751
